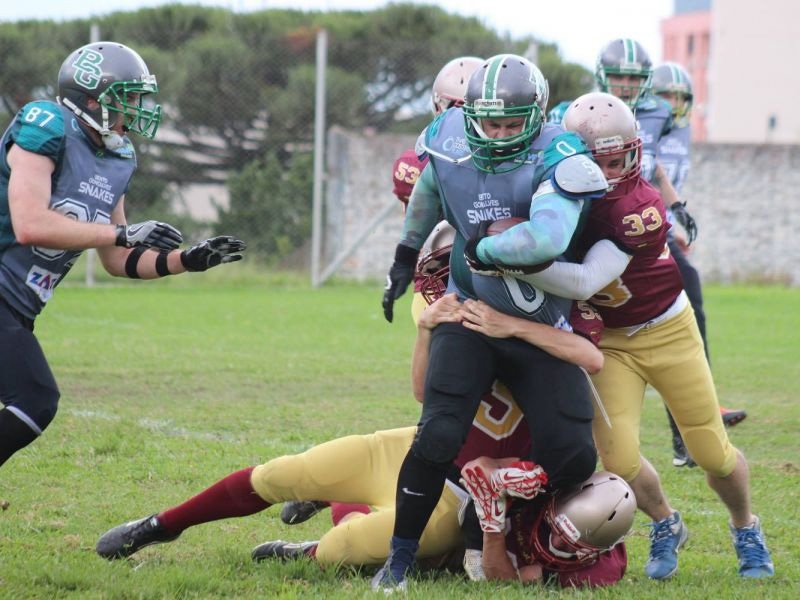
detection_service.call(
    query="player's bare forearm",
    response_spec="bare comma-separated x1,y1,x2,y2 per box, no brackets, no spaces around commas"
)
482,533,520,581
460,299,603,373
411,293,464,400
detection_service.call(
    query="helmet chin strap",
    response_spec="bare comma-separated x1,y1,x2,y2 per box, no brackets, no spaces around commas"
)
58,97,126,150
548,535,576,559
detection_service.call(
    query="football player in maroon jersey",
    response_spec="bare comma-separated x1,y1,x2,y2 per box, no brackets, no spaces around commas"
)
511,92,774,581
461,459,634,588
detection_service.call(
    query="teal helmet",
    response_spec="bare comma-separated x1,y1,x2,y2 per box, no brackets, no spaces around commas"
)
463,54,549,173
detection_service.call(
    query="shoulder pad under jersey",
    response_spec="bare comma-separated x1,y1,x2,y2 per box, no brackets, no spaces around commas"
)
551,153,608,200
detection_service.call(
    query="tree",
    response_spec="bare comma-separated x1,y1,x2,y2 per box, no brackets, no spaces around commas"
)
219,151,312,262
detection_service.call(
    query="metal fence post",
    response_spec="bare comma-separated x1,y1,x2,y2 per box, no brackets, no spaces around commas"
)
311,28,328,288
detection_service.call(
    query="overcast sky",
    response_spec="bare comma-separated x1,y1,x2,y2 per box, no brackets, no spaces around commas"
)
0,0,674,69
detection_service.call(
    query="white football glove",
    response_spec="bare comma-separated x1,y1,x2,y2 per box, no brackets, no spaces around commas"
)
460,464,507,533
490,461,548,500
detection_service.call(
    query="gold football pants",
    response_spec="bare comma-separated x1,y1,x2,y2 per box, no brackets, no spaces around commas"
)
591,303,738,480
250,426,462,565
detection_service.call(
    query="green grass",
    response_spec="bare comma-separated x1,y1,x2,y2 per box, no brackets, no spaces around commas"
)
1,270,798,599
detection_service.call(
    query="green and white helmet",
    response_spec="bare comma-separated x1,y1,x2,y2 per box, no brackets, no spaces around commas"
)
57,41,162,146
595,38,653,109
463,54,549,173
652,62,693,126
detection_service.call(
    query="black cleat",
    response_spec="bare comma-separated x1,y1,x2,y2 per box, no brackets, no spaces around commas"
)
279,500,330,525
96,514,180,559
721,407,747,428
251,540,318,562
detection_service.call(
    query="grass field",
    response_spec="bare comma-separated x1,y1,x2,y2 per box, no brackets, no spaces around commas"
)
1,269,798,599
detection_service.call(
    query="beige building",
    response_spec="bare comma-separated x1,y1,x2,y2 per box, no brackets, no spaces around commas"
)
661,0,800,143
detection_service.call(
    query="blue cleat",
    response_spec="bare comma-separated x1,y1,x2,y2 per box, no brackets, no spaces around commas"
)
645,511,689,579
731,517,774,578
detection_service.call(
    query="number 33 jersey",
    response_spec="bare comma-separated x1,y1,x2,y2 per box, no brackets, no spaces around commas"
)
578,178,683,328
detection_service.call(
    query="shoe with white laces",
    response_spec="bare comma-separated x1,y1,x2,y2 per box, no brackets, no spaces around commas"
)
730,517,774,578
251,539,318,562
96,514,180,559
645,511,689,579
279,500,330,525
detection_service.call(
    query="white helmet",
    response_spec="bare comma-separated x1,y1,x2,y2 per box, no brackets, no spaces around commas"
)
530,471,636,571
562,91,642,188
431,56,483,115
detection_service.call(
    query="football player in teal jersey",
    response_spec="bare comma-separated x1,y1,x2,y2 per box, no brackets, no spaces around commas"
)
377,53,610,592
0,42,245,471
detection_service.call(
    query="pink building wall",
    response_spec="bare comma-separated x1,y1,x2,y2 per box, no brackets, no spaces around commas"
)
661,11,712,140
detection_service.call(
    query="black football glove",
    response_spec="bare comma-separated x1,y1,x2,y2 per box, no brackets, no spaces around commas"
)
670,202,698,245
382,244,419,323
463,221,502,275
180,235,246,272
115,221,183,251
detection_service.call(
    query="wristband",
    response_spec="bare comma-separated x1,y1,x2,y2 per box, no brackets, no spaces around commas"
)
115,224,128,247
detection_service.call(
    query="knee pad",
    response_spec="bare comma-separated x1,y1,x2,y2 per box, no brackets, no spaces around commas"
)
412,416,465,465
